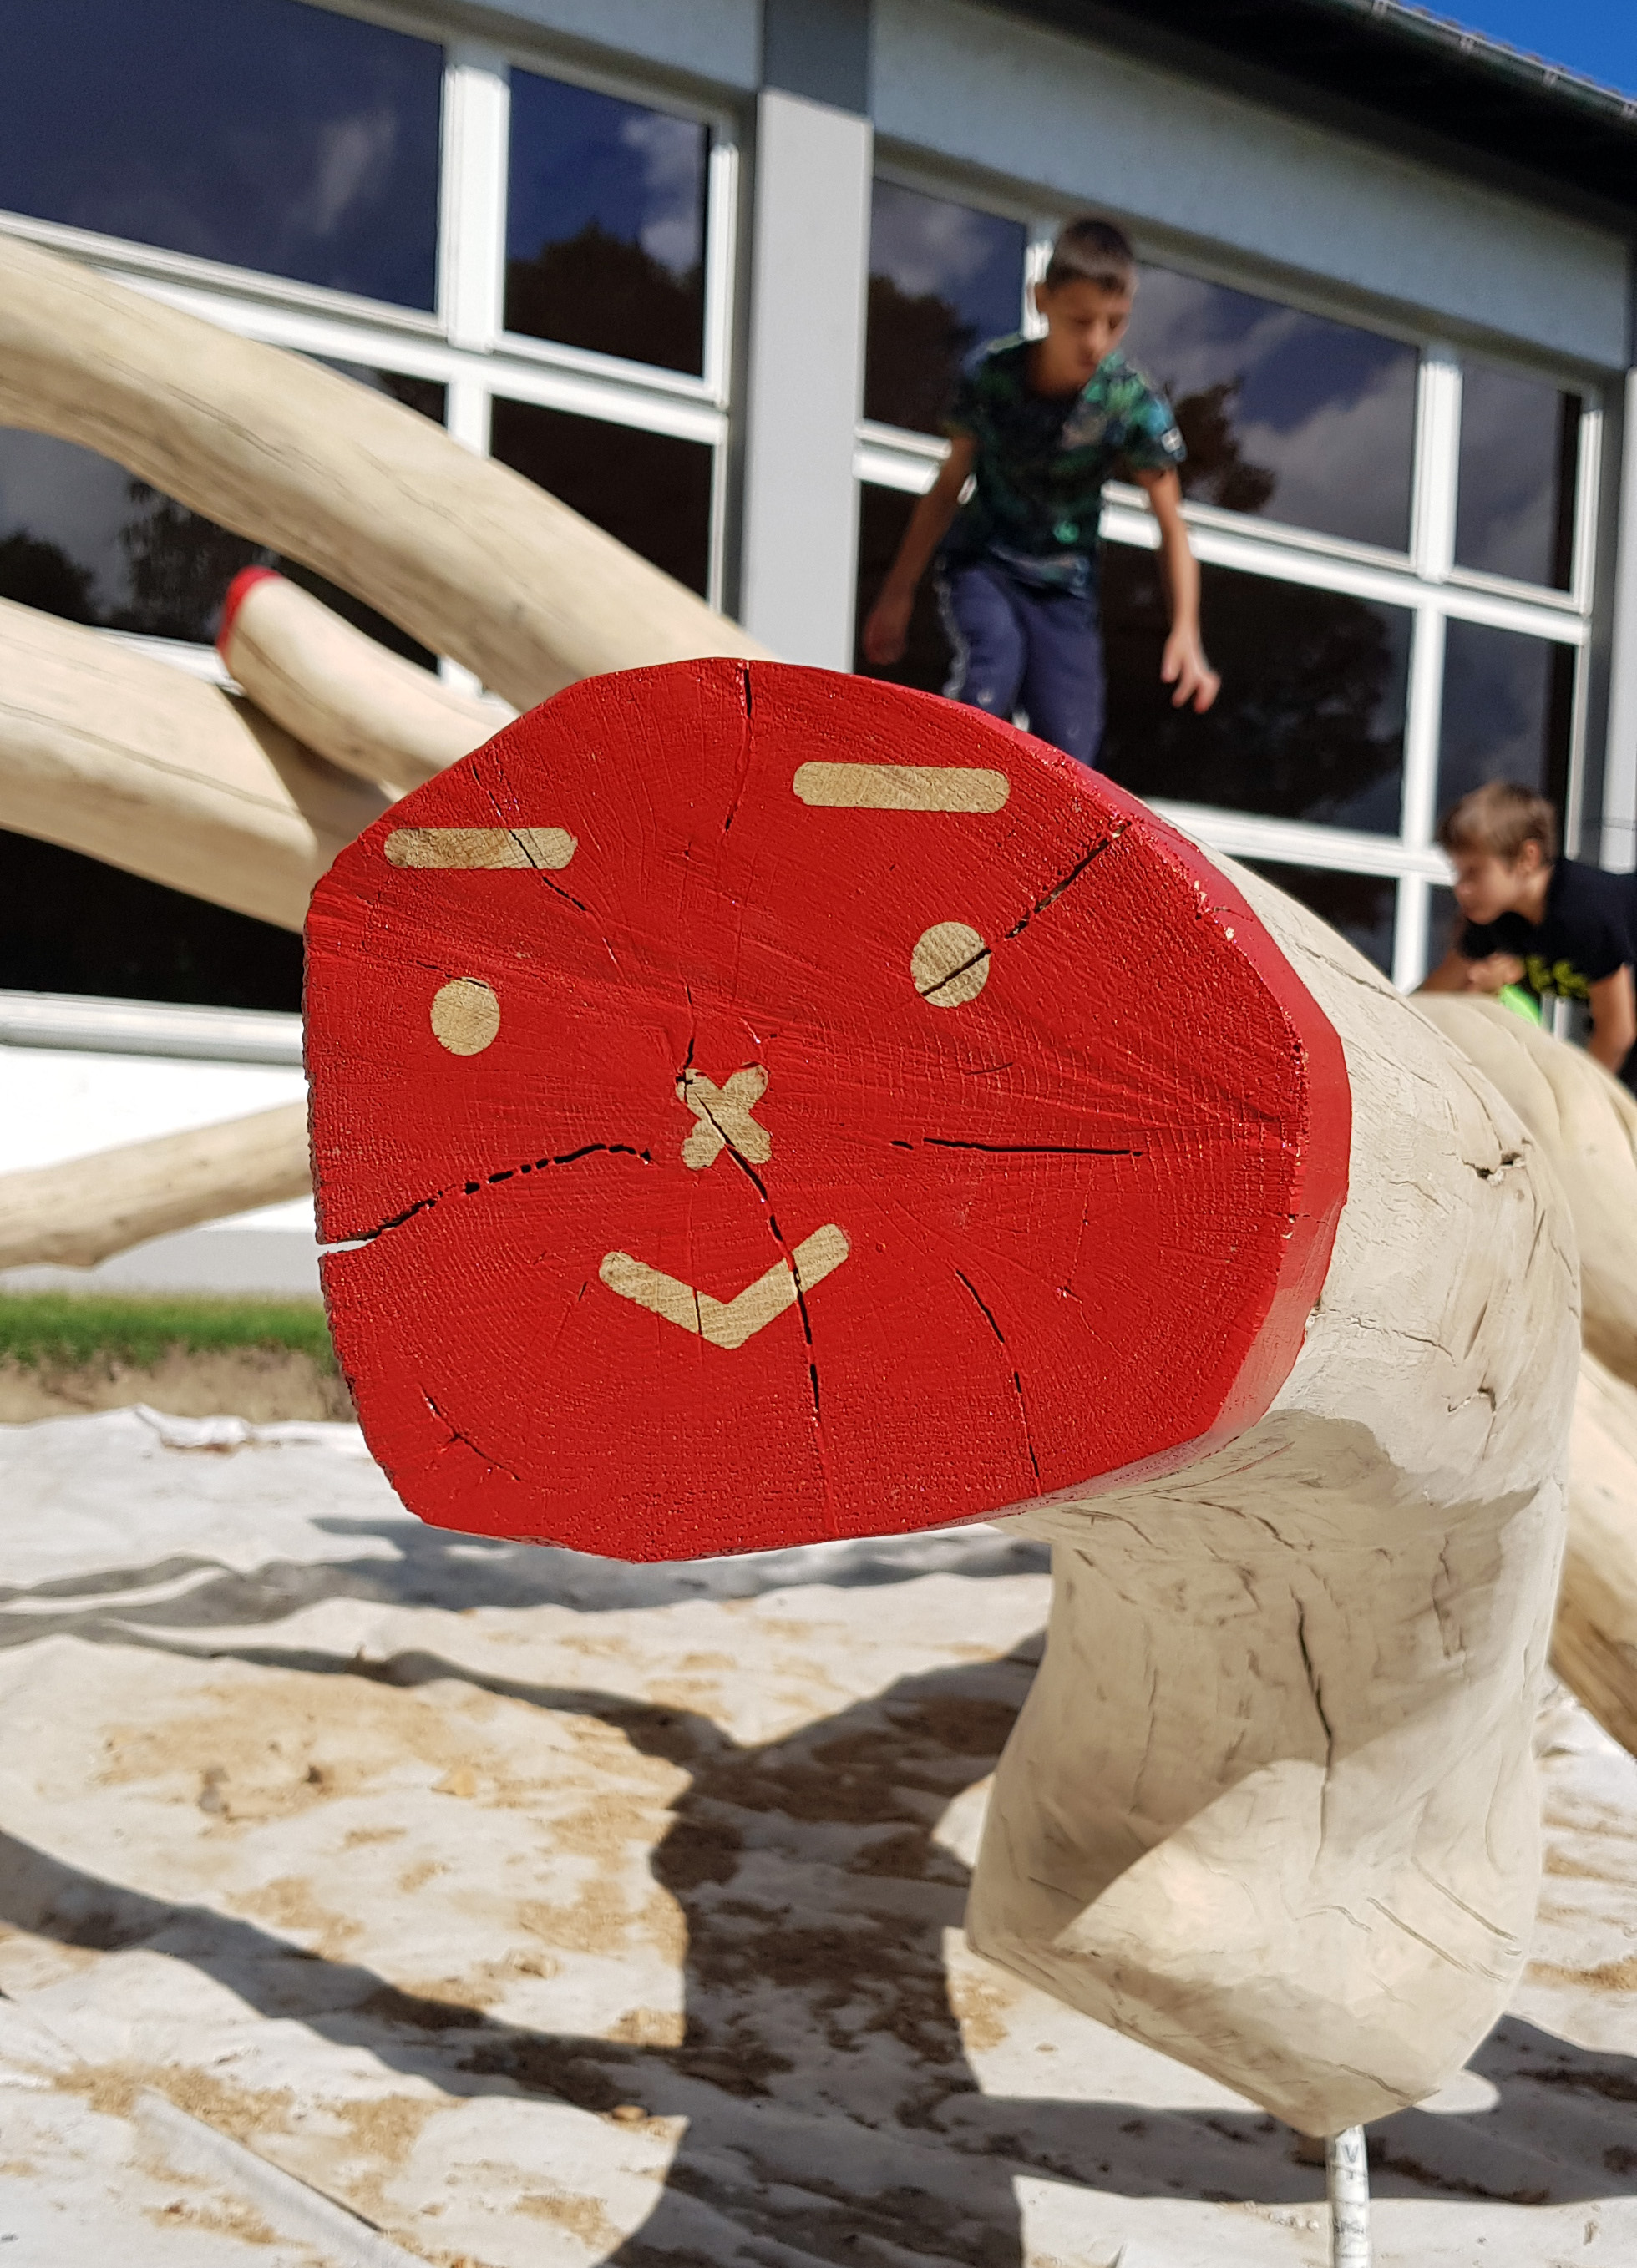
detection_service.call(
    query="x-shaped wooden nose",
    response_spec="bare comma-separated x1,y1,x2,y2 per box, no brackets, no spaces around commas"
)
678,1065,770,1171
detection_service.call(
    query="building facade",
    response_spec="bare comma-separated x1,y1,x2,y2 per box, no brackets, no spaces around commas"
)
1,0,1634,1288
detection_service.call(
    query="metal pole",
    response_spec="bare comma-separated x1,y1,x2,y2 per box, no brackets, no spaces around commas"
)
1326,2126,1371,2267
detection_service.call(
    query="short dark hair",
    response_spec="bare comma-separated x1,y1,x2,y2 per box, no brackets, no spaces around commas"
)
1437,781,1558,864
1044,217,1137,296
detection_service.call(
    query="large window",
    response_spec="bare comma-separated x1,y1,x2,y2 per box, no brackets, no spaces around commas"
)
854,180,1596,989
0,0,443,308
0,19,735,1007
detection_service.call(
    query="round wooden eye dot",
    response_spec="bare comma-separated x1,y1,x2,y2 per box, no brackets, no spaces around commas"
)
430,976,500,1056
912,920,991,1008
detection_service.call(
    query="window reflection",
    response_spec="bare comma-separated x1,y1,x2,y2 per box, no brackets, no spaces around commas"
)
1437,619,1574,818
0,0,442,307
1240,860,1396,975
864,181,1026,434
506,73,708,376
854,483,953,691
1101,547,1410,833
1121,267,1417,551
0,830,303,1010
0,375,445,657
490,401,712,596
1455,363,1579,590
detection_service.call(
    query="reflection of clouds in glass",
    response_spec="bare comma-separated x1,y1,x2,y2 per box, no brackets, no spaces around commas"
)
294,108,399,240
871,186,1006,301
1456,367,1569,586
1230,366,1417,545
1126,264,1416,549
0,431,133,615
620,111,704,275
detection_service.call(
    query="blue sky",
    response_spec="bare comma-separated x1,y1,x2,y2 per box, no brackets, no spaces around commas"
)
1429,3,1637,96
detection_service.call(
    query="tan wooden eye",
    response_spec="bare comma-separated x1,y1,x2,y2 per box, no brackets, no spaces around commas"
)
911,922,990,1009
430,976,500,1055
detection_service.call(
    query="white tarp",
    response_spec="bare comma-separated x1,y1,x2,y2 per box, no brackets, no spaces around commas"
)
1,1406,1634,2265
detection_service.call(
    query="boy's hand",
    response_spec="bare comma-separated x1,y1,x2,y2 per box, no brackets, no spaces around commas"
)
1463,953,1526,995
863,587,914,667
1160,625,1220,712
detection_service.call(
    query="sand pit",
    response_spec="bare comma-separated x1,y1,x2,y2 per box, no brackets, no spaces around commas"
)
0,1406,1634,2265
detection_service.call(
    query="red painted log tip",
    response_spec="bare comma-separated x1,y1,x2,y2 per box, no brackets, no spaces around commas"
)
216,564,282,658
304,661,1350,1561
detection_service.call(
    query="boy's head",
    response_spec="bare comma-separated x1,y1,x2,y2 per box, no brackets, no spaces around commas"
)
1437,782,1558,926
1033,217,1137,385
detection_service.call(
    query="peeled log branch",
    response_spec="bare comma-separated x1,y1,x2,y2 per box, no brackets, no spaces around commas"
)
0,597,389,929
1560,1353,1637,1756
1414,996,1637,1758
0,233,768,710
0,1102,312,1273
1415,993,1637,1386
220,570,513,792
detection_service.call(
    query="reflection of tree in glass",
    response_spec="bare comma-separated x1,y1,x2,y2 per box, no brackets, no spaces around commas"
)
0,828,302,1009
0,532,99,625
505,223,705,377
1164,378,1276,516
114,483,269,642
1101,549,1406,833
491,400,712,599
115,480,434,662
853,485,954,694
864,276,980,436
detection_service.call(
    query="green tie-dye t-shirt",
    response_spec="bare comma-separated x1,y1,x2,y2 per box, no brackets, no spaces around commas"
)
941,337,1183,580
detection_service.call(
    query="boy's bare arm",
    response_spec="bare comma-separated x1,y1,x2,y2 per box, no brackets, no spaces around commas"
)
1589,966,1637,1072
1418,949,1526,995
1133,468,1219,713
861,437,976,667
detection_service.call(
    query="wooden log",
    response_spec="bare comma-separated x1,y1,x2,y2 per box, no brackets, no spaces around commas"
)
0,232,768,711
1413,996,1637,1759
303,661,1574,2139
219,569,514,792
1415,992,1637,1387
0,1102,311,1272
0,595,389,929
1558,1351,1637,1756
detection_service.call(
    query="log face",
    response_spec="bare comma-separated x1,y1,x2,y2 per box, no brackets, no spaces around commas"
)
305,661,1349,1557
970,873,1577,2134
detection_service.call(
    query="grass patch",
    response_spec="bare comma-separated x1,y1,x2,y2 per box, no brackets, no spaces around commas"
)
0,1291,337,1373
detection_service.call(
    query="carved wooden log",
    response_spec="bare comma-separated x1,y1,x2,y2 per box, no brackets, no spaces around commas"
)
1415,994,1637,1757
0,233,767,710
0,596,389,929
0,1102,310,1272
219,570,514,792
302,662,1574,2139
1415,993,1637,1387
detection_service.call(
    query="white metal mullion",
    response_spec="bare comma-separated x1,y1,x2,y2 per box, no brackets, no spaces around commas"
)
1024,221,1053,338
1401,606,1447,857
438,42,509,355
1411,349,1462,582
1392,873,1431,990
1572,399,1604,613
702,134,739,408
1400,349,1458,990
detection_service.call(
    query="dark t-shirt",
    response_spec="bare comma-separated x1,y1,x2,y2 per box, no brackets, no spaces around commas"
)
941,337,1183,587
1459,857,1636,1003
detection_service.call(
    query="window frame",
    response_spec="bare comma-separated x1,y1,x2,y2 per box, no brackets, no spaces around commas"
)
855,180,1604,991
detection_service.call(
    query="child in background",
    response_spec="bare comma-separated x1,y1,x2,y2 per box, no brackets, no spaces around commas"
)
862,215,1219,767
1420,781,1637,1091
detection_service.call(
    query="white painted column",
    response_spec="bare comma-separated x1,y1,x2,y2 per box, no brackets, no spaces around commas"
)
738,89,872,668
1601,367,1637,873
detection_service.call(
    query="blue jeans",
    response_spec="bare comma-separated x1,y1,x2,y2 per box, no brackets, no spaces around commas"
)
938,557,1106,767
